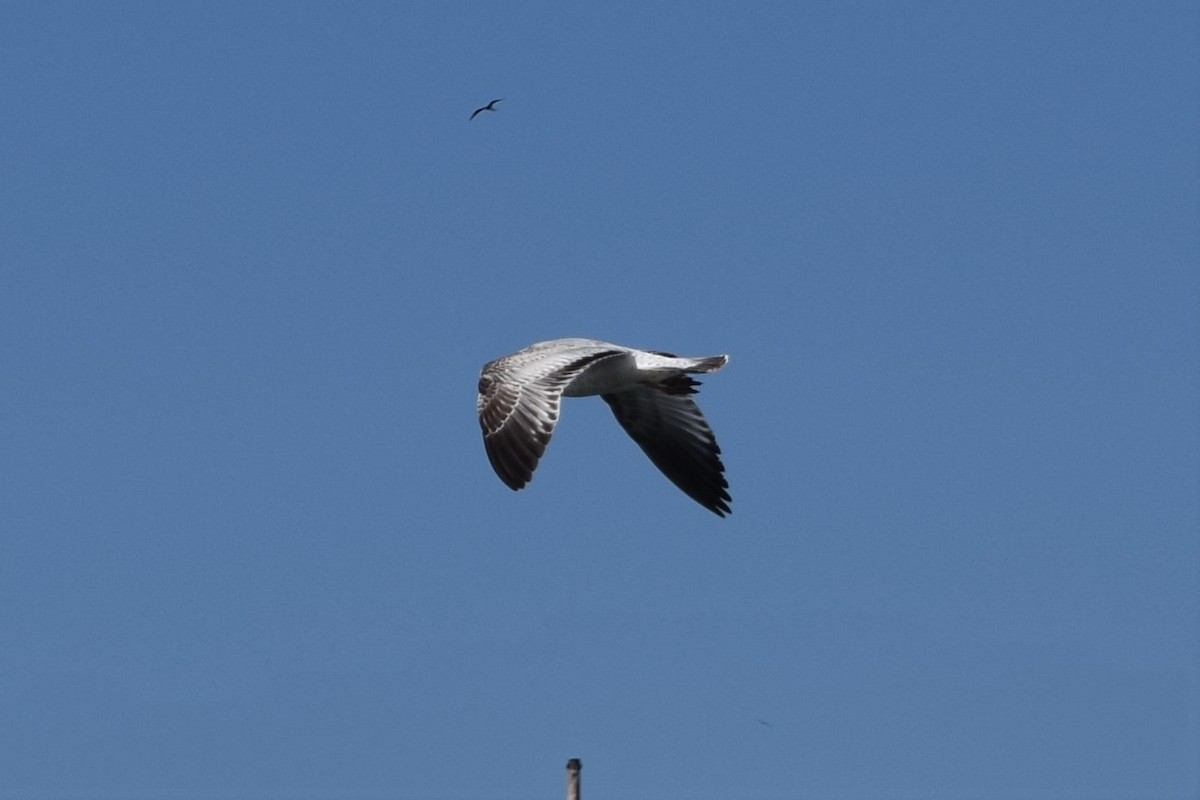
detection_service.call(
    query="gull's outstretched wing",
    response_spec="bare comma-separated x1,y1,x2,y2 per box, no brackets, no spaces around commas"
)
478,348,623,490
602,375,731,516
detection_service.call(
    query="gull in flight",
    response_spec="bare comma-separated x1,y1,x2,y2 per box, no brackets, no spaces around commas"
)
476,338,731,516
469,98,503,120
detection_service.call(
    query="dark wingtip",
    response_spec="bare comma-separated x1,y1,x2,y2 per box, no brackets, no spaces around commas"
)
484,437,532,491
698,486,732,517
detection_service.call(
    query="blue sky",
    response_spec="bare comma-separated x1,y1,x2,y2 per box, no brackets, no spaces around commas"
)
2,3,1197,798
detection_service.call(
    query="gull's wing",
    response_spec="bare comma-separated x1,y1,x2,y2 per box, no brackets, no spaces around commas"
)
602,375,731,516
478,348,623,490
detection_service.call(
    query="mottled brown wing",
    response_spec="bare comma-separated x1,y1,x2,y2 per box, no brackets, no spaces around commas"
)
477,350,622,491
602,375,731,516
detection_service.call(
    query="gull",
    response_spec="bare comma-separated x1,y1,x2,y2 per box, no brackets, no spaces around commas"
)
477,338,732,516
469,98,503,120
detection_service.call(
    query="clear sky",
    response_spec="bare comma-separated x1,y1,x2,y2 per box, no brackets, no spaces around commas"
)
2,3,1197,799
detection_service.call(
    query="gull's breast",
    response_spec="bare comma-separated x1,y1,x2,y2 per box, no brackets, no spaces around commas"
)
561,352,640,397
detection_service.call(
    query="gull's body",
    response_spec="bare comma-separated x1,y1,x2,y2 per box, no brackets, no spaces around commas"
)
476,338,731,516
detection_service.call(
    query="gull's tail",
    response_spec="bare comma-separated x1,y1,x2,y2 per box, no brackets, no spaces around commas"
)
685,354,728,373
637,350,730,377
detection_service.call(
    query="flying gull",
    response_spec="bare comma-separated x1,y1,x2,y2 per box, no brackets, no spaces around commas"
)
477,338,732,516
469,98,503,120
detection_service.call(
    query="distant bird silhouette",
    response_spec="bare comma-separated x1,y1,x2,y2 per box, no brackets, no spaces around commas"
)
469,98,503,120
